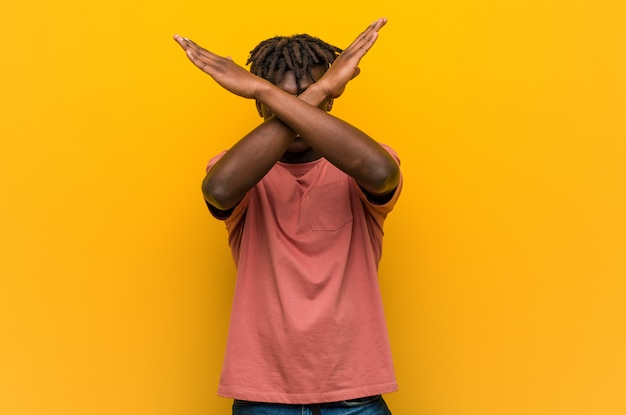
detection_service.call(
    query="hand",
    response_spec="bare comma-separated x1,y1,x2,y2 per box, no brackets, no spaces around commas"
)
173,34,268,99
316,18,388,99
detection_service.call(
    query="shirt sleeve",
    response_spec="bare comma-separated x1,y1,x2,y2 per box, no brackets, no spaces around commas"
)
353,143,403,218
204,151,252,224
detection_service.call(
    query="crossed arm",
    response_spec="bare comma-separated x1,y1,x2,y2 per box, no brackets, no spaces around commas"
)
174,18,400,212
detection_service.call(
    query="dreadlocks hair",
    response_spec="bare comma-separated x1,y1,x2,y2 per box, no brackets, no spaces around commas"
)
246,34,342,93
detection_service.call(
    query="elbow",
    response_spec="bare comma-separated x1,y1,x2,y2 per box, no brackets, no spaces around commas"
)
368,159,400,195
202,174,236,211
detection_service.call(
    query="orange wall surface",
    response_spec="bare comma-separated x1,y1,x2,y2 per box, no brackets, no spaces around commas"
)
1,1,625,414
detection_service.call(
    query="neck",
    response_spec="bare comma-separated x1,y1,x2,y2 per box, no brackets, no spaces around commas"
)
279,148,322,164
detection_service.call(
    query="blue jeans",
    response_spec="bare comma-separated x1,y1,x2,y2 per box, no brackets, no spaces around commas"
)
232,395,392,415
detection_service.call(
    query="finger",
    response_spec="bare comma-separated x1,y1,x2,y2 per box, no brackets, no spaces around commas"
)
184,47,234,77
185,49,214,73
341,30,378,59
173,34,212,56
359,18,387,40
185,48,215,66
354,18,387,49
173,34,194,49
370,17,388,31
175,37,222,63
173,34,186,50
356,30,380,54
182,37,203,49
344,18,387,53
174,35,205,58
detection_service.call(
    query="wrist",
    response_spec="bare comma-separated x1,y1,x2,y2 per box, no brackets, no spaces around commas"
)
300,82,330,106
254,79,275,102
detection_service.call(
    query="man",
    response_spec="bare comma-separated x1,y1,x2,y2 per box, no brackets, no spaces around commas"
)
174,17,402,415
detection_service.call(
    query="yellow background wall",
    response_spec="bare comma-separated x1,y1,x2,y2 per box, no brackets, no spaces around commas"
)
1,1,624,414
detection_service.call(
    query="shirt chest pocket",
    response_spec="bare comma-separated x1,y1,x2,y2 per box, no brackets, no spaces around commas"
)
305,181,354,231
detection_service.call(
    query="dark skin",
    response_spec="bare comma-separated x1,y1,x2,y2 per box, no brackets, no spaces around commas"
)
173,18,400,213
